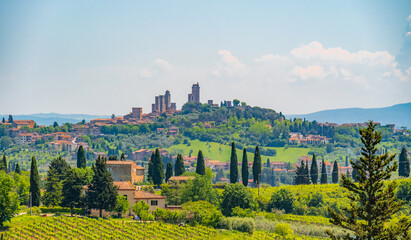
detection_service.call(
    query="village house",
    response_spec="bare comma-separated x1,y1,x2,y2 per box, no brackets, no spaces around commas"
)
16,132,41,144
48,140,77,151
167,126,179,137
106,161,145,183
12,120,36,129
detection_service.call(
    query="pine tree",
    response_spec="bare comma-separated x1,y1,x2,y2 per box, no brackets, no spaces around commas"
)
53,122,59,128
120,153,125,161
351,159,358,182
310,154,318,184
165,162,173,183
29,156,40,206
50,156,69,181
152,149,164,186
43,168,63,207
295,160,310,185
62,168,84,216
174,154,185,176
0,155,6,173
147,152,154,182
266,158,271,168
328,121,411,239
241,148,248,187
320,159,328,184
196,150,205,175
304,161,311,184
15,163,21,174
77,145,87,168
86,156,118,217
252,146,262,186
399,147,409,177
229,142,238,183
332,160,339,184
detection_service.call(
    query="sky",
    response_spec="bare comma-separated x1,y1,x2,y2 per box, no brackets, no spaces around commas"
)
0,0,410,115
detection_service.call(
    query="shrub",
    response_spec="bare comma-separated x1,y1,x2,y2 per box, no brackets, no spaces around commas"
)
39,206,84,215
268,189,294,213
182,201,222,228
219,217,255,235
274,223,294,236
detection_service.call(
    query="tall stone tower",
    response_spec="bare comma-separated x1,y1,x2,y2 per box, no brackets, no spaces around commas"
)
165,90,171,110
188,83,200,103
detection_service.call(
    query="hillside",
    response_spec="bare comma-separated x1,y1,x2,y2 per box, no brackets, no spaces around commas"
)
0,113,109,126
287,102,411,128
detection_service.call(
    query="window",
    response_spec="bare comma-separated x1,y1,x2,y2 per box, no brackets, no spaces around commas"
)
151,200,158,206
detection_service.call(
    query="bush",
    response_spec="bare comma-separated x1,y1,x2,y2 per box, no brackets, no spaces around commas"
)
182,201,222,228
274,223,294,236
219,217,255,234
39,206,84,215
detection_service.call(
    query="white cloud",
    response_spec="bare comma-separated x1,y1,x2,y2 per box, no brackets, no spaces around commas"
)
407,15,411,21
213,50,248,78
292,65,327,80
154,58,173,71
406,32,411,37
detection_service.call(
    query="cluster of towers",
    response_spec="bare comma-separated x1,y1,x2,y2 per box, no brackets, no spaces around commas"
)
152,90,177,114
188,83,200,103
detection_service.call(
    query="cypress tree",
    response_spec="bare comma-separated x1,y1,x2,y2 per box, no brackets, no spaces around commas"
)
351,159,358,182
152,149,164,186
345,156,349,167
8,115,13,123
147,152,154,182
62,168,84,216
328,121,411,239
77,145,87,168
1,117,4,123
310,154,318,184
15,163,21,174
196,150,205,175
295,160,310,185
320,159,327,184
86,156,118,218
266,158,271,168
399,148,409,177
241,148,248,187
0,155,6,173
332,160,339,183
252,146,262,186
229,142,238,183
304,161,311,184
29,156,40,207
165,162,173,183
120,153,126,161
174,154,185,176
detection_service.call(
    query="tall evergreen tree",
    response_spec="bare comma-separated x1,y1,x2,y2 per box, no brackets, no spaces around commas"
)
252,146,262,186
62,168,84,216
86,156,118,217
43,167,63,207
50,156,69,181
328,121,411,239
15,163,21,174
0,155,6,173
332,160,339,184
29,156,40,206
351,159,358,182
120,153,126,161
8,115,13,123
53,122,59,128
304,161,310,184
174,154,185,176
77,145,87,168
320,158,328,184
241,148,248,187
345,156,349,167
196,150,205,175
147,152,154,182
295,160,310,185
152,149,164,186
399,147,410,177
266,158,271,168
1,117,4,123
165,162,173,183
310,154,318,184
229,142,238,183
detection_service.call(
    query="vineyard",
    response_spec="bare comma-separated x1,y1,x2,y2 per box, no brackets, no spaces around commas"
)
1,215,327,240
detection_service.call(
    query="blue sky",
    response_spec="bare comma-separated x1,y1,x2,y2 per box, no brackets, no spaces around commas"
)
1,1,410,115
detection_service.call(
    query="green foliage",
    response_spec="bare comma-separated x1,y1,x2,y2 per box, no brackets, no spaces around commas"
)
397,180,411,202
230,142,238,183
147,152,154,182
399,147,410,177
220,183,256,216
0,171,19,227
165,162,173,183
114,195,130,217
43,167,63,207
153,208,186,224
331,160,338,184
231,207,256,218
1,155,7,173
132,201,153,221
29,156,40,207
328,121,411,239
196,150,205,175
252,146,262,185
152,149,164,186
219,217,255,234
320,158,327,184
181,175,218,204
11,172,29,205
242,148,249,187
181,201,222,227
160,182,182,205
86,156,118,217
295,160,310,185
62,168,85,216
310,154,318,184
141,185,155,193
274,223,294,236
15,163,21,174
268,189,294,213
174,154,185,176
77,145,87,168
0,136,13,150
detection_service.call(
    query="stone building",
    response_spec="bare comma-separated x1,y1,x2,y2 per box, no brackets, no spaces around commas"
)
188,82,200,103
152,90,177,114
106,161,145,183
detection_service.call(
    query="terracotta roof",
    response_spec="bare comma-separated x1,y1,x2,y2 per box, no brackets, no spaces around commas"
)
134,190,166,199
106,161,145,169
114,181,135,190
135,149,149,153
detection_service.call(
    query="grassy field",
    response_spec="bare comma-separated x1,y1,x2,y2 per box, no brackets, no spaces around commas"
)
165,140,310,163
0,215,326,240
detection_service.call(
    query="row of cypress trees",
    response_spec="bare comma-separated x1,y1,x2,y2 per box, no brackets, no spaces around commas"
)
147,149,187,186
229,142,262,187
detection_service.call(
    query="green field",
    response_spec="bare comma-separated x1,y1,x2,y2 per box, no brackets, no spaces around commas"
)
165,140,310,163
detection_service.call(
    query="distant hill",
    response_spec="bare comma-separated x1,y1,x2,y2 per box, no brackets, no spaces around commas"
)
0,113,109,126
286,102,411,128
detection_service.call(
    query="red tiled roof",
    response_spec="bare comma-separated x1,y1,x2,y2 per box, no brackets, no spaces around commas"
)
113,181,135,190
134,190,166,199
106,161,145,170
